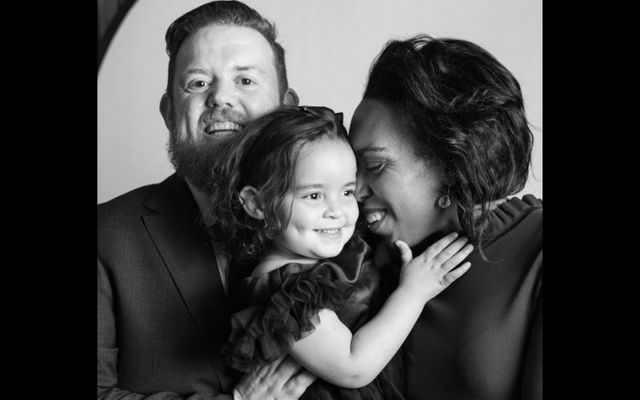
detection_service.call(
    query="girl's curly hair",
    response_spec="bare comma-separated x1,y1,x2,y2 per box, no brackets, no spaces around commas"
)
205,105,349,264
364,35,534,256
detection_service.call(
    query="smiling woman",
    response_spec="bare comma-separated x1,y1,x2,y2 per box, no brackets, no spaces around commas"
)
351,99,451,247
349,34,542,399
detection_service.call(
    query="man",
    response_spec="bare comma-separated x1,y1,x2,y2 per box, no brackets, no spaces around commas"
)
98,2,313,399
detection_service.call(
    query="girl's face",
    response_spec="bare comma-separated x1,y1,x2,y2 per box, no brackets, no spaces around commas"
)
349,99,456,247
272,138,359,260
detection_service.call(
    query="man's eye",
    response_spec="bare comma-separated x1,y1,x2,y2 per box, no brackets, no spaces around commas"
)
187,80,209,91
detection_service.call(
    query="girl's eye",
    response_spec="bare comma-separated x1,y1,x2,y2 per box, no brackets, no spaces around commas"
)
303,192,321,200
343,189,355,196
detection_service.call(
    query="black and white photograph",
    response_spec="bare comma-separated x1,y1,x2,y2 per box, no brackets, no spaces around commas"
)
97,1,542,398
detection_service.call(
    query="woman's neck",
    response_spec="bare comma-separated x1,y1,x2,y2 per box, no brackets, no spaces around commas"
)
390,199,507,262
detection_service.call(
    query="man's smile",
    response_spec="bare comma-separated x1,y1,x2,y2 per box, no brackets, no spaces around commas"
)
205,121,243,137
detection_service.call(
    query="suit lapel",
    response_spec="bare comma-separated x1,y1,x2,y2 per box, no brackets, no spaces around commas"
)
141,174,232,390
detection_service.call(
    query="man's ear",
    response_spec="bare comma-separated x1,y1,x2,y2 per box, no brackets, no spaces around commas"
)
238,186,265,220
282,88,299,106
159,93,175,131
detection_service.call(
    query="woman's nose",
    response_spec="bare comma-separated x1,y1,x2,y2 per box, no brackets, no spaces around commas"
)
355,176,371,202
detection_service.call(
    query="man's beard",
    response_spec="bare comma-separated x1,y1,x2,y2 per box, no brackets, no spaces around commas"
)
167,108,248,192
167,131,230,193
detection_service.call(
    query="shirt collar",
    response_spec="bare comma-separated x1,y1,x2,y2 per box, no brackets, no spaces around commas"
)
185,179,214,228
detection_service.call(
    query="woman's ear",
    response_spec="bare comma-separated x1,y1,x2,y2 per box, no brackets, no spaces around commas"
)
238,186,265,220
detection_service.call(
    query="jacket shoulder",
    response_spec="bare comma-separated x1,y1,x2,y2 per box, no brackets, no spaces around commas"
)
97,183,159,223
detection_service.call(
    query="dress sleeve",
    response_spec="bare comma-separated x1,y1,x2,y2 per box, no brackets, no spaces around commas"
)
221,263,356,373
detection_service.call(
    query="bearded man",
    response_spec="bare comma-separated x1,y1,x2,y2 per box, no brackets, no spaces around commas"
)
97,2,313,399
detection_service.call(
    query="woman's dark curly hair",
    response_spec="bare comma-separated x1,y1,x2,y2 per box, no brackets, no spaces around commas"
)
364,35,533,252
206,105,349,263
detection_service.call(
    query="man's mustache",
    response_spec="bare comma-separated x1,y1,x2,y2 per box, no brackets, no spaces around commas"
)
200,108,247,126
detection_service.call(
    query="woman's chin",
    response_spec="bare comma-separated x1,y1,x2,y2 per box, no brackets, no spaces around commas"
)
368,219,397,245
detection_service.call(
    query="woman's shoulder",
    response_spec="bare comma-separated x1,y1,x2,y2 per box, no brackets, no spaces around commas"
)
499,193,541,214
483,194,542,248
493,194,542,228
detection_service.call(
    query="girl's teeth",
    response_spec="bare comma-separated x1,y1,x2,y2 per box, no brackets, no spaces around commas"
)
317,228,339,233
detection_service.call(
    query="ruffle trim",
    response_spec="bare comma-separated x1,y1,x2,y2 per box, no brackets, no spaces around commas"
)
492,194,542,232
221,262,356,373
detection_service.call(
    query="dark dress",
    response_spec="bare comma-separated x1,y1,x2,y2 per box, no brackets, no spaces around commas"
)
377,195,542,400
221,236,404,400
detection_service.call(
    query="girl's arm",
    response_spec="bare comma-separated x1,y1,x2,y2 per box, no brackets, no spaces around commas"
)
289,232,473,388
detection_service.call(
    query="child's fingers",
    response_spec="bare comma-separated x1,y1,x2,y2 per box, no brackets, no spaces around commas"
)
441,262,471,286
439,243,474,273
395,240,413,265
432,236,469,265
419,232,459,260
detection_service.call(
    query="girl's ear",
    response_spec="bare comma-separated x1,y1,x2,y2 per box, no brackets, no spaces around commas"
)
238,186,265,220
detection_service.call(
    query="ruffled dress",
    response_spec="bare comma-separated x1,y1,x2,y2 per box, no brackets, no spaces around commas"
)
221,236,404,400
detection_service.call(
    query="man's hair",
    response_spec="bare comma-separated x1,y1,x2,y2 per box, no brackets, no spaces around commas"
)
164,0,288,100
206,106,349,263
364,35,534,250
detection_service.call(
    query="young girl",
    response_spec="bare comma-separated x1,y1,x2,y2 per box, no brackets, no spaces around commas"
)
206,106,474,399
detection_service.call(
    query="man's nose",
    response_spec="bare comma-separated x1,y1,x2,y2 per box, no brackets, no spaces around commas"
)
206,80,235,108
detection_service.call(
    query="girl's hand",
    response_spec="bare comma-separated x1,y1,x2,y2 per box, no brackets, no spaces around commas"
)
396,232,473,303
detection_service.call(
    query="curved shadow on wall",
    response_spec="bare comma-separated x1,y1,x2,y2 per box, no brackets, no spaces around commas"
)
98,0,138,72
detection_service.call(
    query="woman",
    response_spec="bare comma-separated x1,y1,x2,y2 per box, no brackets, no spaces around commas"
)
349,35,542,400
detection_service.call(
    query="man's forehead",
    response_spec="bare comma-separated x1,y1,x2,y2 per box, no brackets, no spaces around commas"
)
179,24,275,62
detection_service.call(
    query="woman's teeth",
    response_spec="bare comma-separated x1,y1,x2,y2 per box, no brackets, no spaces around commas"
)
365,210,386,226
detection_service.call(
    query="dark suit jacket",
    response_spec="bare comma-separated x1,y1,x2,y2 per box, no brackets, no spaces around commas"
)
98,174,234,399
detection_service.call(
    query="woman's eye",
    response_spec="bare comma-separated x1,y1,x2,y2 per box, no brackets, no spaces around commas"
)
303,192,321,200
365,162,386,174
239,78,254,86
344,189,355,196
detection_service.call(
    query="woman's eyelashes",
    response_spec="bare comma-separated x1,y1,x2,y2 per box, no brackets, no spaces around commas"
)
362,159,388,174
